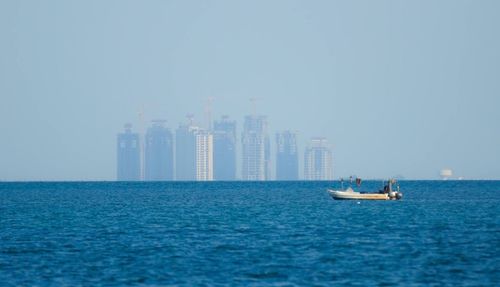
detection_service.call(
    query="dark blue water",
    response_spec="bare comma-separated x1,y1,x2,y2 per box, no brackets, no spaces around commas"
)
1,181,499,286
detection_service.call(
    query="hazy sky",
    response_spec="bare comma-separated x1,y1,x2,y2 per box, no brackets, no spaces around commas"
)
1,0,499,180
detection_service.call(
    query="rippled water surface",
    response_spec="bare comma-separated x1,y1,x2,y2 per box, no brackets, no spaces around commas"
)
1,181,499,286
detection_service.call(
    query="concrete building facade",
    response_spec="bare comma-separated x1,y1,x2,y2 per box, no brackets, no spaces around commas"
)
176,122,213,181
195,131,213,181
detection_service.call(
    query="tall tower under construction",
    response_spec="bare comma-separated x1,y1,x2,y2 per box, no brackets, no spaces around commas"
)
176,119,213,181
145,120,174,181
117,124,141,181
241,115,270,180
276,131,299,180
304,138,333,180
213,116,237,180
175,122,197,180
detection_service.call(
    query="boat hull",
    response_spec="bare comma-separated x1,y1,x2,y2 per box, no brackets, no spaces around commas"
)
327,189,389,200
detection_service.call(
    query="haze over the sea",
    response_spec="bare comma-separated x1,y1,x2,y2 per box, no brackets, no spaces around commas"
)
0,0,499,181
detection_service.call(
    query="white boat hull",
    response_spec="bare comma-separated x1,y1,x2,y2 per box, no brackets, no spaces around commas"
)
327,189,390,200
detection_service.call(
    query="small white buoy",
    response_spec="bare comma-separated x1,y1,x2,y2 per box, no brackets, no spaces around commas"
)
357,201,360,204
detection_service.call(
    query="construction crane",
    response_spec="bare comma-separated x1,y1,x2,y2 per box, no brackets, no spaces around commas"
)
137,105,146,181
186,113,195,126
250,97,257,116
205,96,215,131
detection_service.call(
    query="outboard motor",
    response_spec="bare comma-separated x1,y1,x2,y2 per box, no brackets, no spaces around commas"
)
396,192,403,200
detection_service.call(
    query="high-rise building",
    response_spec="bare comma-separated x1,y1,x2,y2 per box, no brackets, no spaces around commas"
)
304,138,333,180
175,123,197,180
145,120,174,181
116,124,141,181
241,115,270,180
276,131,298,180
176,122,213,181
213,116,236,180
195,130,213,181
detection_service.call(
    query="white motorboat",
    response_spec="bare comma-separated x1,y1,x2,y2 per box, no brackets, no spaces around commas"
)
327,179,403,201
328,188,390,200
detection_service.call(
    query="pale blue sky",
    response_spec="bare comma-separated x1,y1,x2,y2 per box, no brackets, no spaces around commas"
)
0,0,499,180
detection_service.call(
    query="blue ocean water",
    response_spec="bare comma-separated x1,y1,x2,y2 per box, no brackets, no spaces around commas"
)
0,181,499,286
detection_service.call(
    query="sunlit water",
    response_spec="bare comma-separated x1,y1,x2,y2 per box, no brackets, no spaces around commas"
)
1,181,499,286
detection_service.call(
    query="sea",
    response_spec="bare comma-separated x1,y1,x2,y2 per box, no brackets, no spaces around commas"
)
0,181,499,286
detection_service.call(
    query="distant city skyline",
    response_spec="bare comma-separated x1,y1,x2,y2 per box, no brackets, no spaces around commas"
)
119,114,334,181
1,1,499,180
